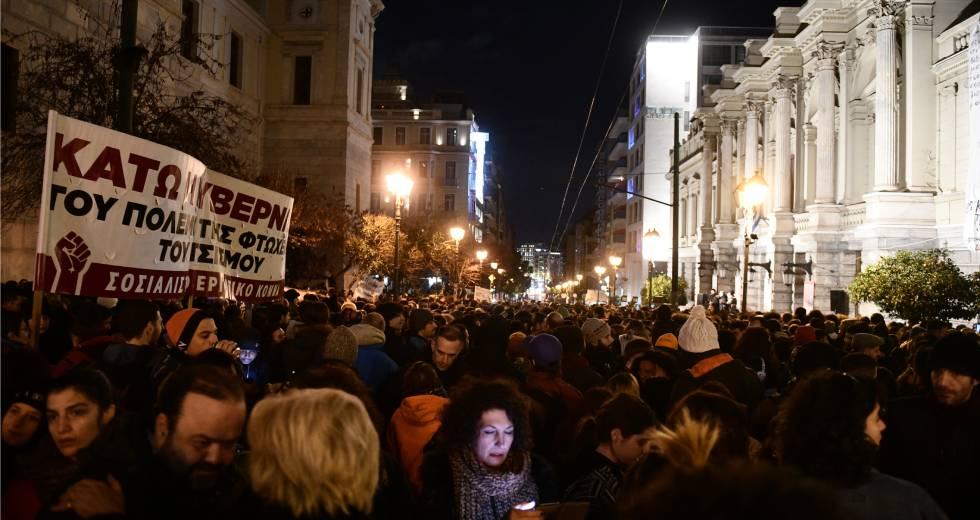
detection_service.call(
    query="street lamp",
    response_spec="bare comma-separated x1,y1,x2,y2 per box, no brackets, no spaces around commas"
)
449,226,465,250
490,261,498,270
594,265,607,304
476,249,488,264
608,255,622,306
386,172,413,298
736,171,768,314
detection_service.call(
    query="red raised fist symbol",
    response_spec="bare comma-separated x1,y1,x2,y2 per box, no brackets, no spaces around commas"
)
54,232,91,293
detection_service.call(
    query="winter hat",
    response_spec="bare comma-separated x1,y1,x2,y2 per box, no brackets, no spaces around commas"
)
324,326,358,366
409,309,435,333
582,318,612,346
678,305,719,354
851,333,884,353
165,308,209,349
364,312,386,332
654,333,679,351
930,333,980,379
340,301,358,312
527,333,563,370
794,325,817,346
376,302,404,325
350,323,386,347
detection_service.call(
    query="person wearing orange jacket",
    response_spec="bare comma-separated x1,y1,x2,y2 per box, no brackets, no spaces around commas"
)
387,361,448,495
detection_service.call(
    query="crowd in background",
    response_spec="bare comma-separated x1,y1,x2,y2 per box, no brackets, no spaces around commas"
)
2,278,979,519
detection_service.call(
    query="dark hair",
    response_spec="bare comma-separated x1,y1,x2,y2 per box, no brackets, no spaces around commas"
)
1,309,27,340
70,300,112,341
298,301,330,326
668,389,750,462
156,364,245,429
435,323,468,348
775,371,879,487
292,361,385,436
595,393,656,443
437,378,531,459
113,300,160,340
48,368,115,411
403,361,445,398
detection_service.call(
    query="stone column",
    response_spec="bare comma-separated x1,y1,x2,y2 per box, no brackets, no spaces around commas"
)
814,41,843,204
837,46,854,203
871,1,902,191
773,76,795,212
736,119,746,180
718,118,736,224
743,101,761,179
699,133,716,294
904,5,935,191
804,123,817,208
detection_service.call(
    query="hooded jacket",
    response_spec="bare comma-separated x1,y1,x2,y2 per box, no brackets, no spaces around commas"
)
387,394,449,494
351,324,397,392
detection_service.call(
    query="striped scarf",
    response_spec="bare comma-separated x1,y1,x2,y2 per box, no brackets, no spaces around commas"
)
449,448,538,520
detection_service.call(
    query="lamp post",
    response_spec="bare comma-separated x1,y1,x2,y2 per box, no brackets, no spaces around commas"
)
476,249,488,295
643,228,661,307
449,226,465,298
594,265,607,305
608,255,622,306
386,172,413,298
735,171,768,314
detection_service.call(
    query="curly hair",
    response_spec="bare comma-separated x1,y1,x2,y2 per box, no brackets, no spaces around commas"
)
775,371,878,487
436,377,532,467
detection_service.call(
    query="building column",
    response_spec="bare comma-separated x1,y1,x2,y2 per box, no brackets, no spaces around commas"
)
743,101,761,179
772,76,795,212
718,118,736,224
736,119,746,180
837,46,854,203
904,3,935,191
814,41,843,204
699,132,716,295
804,123,817,208
872,2,902,191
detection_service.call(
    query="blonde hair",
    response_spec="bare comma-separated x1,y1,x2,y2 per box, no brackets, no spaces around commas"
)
647,409,720,469
248,388,379,517
606,372,641,398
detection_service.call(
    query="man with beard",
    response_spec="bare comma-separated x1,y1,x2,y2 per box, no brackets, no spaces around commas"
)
125,364,247,518
99,300,164,426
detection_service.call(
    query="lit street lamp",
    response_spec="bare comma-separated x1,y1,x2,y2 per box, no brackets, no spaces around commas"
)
608,255,622,306
386,172,413,298
475,249,488,294
736,171,768,314
594,265,607,304
449,226,465,251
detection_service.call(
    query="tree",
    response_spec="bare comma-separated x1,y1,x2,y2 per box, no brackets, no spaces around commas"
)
2,4,255,218
848,249,980,324
642,275,689,306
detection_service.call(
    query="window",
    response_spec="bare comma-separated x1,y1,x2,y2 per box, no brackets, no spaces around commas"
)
446,127,458,146
444,194,456,212
294,56,312,104
2,44,19,131
445,161,457,186
735,45,747,63
395,127,406,145
373,127,382,144
419,160,429,177
229,32,242,88
370,193,381,212
420,127,431,145
356,68,364,115
181,0,198,60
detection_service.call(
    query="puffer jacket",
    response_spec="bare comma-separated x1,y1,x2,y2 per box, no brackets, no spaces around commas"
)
387,394,449,494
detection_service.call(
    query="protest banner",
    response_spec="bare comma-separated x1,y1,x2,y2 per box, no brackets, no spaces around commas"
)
34,111,293,302
474,286,492,302
353,276,385,302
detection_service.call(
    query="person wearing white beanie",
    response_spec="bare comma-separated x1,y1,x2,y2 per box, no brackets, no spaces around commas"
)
671,305,763,411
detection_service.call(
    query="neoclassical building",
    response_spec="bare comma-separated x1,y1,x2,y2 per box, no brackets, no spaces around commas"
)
672,0,978,314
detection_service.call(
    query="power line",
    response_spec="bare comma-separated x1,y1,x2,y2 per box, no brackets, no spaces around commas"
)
547,0,624,253
552,0,672,251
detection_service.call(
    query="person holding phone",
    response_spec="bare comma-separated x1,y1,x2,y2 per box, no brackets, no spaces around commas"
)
420,379,557,519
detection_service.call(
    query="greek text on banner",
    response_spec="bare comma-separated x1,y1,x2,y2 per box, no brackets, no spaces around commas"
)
34,111,294,302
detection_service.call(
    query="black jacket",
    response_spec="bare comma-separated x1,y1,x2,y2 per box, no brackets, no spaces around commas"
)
671,350,764,411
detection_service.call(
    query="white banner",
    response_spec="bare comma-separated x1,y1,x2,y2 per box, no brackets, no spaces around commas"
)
966,21,980,249
474,286,492,302
353,276,385,302
34,112,293,301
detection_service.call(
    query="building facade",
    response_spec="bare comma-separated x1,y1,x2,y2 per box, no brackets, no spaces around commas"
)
672,0,979,313
0,0,383,280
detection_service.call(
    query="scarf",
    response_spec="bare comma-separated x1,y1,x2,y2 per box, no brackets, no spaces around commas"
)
449,448,538,520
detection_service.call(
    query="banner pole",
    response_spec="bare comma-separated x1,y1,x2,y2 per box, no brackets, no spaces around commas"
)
186,294,194,309
29,291,43,349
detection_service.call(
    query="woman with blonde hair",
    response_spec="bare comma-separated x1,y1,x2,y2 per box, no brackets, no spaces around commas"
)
247,388,379,519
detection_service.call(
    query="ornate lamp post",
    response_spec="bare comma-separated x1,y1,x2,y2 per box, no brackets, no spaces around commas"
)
608,255,622,306
735,171,768,314
386,172,413,298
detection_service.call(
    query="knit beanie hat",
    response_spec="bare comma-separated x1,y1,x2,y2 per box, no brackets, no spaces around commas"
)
350,323,386,347
527,333,563,370
340,301,358,312
165,308,208,349
654,333,679,350
582,318,611,346
678,305,719,354
409,309,435,333
794,325,817,346
930,333,980,379
324,326,358,365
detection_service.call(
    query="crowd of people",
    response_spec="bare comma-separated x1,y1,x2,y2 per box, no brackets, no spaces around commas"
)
2,278,979,519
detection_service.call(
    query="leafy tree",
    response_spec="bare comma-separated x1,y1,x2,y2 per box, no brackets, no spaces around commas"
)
642,275,689,306
848,249,980,323
2,4,255,218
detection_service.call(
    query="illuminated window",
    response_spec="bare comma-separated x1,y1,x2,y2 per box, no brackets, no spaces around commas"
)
446,127,458,146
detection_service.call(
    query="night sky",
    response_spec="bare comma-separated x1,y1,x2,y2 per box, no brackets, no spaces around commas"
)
374,0,802,246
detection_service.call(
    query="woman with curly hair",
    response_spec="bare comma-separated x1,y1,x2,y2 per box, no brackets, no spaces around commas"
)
775,371,947,519
420,378,558,520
